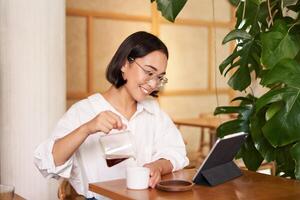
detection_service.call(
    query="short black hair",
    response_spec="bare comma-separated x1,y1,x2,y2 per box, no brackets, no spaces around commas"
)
106,31,169,97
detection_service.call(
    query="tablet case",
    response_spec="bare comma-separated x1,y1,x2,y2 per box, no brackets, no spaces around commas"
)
193,161,242,186
193,132,247,186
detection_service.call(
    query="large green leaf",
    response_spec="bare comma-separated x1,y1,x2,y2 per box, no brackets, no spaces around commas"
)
222,29,252,44
214,104,254,137
251,110,276,162
220,39,261,91
240,135,264,171
261,20,300,69
152,0,187,22
290,142,300,179
235,0,268,33
275,145,296,178
255,87,300,147
261,58,300,88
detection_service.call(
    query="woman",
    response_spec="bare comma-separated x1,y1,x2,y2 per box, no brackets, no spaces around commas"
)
34,31,189,199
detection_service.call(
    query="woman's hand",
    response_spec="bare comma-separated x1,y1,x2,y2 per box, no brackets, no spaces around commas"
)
143,162,162,188
143,159,173,188
85,111,126,135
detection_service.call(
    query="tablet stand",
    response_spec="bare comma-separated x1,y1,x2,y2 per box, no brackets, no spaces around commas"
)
194,161,242,186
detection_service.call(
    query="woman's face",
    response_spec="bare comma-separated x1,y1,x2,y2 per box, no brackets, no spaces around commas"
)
122,50,168,102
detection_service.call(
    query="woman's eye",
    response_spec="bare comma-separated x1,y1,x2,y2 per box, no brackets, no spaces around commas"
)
147,71,154,76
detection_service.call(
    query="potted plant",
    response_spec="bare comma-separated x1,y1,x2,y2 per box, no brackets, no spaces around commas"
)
152,0,300,179
213,0,300,179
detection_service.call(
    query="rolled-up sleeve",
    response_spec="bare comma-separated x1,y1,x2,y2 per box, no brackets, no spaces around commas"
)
152,111,189,171
34,104,80,179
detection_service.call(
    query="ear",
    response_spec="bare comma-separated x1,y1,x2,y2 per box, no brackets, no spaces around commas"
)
121,66,126,72
121,60,130,72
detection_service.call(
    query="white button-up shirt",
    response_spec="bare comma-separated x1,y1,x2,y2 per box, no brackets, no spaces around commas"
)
34,93,189,198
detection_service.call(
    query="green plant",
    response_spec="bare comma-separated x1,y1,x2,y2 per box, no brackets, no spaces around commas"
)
151,0,187,22
214,0,300,179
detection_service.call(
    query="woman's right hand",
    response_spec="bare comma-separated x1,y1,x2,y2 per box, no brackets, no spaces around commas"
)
85,111,126,135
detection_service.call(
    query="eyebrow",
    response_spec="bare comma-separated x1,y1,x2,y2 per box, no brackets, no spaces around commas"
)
144,65,166,75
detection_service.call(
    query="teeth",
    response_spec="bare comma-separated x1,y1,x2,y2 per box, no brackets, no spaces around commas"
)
141,87,149,94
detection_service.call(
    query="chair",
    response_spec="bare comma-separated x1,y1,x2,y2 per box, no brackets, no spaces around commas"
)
58,180,85,200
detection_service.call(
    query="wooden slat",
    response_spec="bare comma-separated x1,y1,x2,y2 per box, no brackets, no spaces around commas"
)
150,2,159,36
159,88,230,96
67,8,151,22
207,27,213,90
161,17,232,28
86,16,94,93
67,88,231,100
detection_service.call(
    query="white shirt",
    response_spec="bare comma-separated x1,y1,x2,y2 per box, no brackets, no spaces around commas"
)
34,93,189,198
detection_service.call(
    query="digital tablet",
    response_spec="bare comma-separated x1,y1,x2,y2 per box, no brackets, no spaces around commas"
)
192,132,247,186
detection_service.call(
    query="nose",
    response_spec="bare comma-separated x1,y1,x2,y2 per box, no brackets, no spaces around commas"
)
146,78,159,89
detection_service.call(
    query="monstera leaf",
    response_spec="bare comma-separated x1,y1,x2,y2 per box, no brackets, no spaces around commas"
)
261,20,300,69
257,58,300,147
219,30,261,91
151,0,187,22
235,0,269,33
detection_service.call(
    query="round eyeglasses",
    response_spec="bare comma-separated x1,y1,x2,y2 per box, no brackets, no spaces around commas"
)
128,57,168,89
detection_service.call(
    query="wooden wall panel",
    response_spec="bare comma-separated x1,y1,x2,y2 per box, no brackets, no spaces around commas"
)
66,16,87,93
211,28,232,89
159,94,230,118
66,0,235,122
66,0,151,16
92,19,151,93
177,0,231,22
160,24,209,90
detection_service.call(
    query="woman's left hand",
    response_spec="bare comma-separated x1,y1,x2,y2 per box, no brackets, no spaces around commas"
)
143,162,162,188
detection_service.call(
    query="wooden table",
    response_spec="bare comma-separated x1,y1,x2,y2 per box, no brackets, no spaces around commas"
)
89,168,300,200
14,194,25,200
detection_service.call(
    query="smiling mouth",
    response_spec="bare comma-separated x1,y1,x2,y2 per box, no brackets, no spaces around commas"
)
140,86,151,95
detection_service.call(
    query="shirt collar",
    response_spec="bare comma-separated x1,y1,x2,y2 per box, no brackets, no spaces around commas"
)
137,98,155,115
88,93,155,115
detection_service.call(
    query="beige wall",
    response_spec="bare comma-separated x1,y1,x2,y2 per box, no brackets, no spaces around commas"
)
66,0,234,151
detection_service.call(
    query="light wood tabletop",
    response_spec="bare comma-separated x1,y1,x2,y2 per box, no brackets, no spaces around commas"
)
89,168,300,200
14,194,25,200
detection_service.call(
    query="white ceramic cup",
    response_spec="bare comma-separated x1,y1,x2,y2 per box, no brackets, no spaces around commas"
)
126,167,150,190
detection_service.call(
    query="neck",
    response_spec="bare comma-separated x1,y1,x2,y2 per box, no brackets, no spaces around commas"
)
102,86,137,119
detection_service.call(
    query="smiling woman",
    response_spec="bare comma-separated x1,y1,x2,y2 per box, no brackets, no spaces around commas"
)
34,31,189,199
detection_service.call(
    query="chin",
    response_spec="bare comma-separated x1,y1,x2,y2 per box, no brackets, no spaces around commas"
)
134,94,147,102
132,91,149,102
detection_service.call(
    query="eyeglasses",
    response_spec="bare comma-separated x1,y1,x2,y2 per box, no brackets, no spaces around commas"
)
128,57,168,89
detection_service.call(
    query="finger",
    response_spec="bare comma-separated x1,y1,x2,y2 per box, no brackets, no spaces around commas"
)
97,124,111,133
105,116,119,129
106,112,124,129
122,123,127,130
149,171,158,186
150,173,160,188
99,119,114,133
